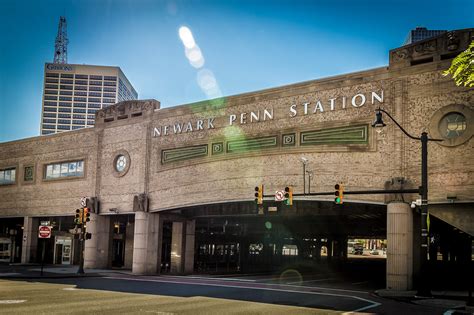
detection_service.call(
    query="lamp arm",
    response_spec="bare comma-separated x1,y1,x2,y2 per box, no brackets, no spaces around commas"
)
378,108,420,140
378,108,444,142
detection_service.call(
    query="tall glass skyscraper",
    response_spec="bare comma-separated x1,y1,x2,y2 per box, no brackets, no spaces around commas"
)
41,63,138,135
404,27,447,45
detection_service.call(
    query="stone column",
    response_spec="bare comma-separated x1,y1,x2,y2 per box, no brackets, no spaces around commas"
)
84,214,111,269
386,201,413,290
124,222,134,269
21,216,39,263
170,221,184,274
184,220,195,274
132,212,162,274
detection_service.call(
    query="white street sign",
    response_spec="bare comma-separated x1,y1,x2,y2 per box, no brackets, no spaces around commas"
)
80,197,87,207
275,190,285,201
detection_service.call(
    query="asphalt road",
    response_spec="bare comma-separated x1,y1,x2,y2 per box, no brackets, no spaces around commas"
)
0,272,454,315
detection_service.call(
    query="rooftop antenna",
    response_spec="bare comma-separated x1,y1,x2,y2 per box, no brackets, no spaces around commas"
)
54,16,68,64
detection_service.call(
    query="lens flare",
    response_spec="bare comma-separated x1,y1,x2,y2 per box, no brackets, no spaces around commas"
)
179,26,195,48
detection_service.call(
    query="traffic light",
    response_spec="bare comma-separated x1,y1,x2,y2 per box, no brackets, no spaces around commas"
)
335,183,344,204
284,186,293,206
83,207,91,223
75,208,83,225
254,185,264,205
85,232,92,240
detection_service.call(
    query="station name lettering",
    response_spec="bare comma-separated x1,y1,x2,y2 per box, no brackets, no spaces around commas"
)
153,90,383,137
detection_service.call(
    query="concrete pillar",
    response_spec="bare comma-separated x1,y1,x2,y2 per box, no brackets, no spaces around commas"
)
170,221,184,274
184,220,195,274
21,216,39,263
132,212,162,275
386,202,413,290
123,222,134,269
84,214,111,269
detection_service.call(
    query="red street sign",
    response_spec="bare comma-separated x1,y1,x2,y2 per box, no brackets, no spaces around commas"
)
38,226,52,239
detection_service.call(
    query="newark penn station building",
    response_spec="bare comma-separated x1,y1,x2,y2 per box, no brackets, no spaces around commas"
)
1,29,473,291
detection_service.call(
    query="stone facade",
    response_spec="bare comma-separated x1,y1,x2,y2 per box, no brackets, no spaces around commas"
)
0,29,473,290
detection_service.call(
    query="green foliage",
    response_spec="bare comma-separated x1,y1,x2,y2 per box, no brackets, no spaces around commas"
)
443,40,474,88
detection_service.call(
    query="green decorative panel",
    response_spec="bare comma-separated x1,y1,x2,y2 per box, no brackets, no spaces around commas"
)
282,133,296,146
212,142,224,155
161,145,208,164
227,136,278,153
300,125,368,145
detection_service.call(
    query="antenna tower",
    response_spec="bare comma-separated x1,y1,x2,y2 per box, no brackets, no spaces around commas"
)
54,16,68,64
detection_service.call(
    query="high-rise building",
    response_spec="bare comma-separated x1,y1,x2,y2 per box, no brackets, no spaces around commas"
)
41,63,138,135
404,27,447,45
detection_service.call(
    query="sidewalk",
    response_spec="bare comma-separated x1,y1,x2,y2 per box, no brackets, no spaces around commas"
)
376,289,474,314
0,263,131,279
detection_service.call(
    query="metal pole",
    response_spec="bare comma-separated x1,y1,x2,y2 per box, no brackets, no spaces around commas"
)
77,227,85,275
308,172,311,194
416,132,431,297
41,239,45,276
303,163,306,195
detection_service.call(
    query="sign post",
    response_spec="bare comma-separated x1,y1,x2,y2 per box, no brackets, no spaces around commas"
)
38,226,52,276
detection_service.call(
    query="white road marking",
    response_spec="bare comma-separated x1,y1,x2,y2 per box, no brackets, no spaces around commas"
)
104,275,381,313
0,300,27,304
162,275,256,282
287,278,336,285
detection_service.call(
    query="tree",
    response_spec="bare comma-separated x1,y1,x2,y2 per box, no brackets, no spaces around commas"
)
443,40,474,88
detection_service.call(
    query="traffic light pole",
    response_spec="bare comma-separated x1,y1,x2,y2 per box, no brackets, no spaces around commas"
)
264,188,419,198
77,227,85,275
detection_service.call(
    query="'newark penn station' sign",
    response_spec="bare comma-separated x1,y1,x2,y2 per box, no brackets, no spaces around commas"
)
153,90,384,137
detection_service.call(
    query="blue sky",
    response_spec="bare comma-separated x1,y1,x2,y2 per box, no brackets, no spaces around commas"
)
0,0,473,142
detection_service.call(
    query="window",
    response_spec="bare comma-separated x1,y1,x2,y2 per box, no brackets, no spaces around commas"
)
75,85,87,90
61,79,73,84
74,91,87,96
439,112,467,139
88,103,101,109
61,74,73,78
88,98,101,103
58,114,70,118
103,87,116,92
0,168,16,185
75,74,87,79
89,86,101,91
58,107,71,113
44,101,57,106
44,107,57,113
90,75,102,80
104,81,116,86
60,90,73,96
46,73,59,78
73,120,84,125
73,114,85,119
43,119,56,124
90,81,102,86
73,108,86,113
59,102,71,107
103,98,115,104
45,84,58,89
58,119,70,124
44,113,56,118
88,92,101,97
74,97,87,102
44,95,57,101
57,125,71,130
59,96,72,101
46,78,59,83
74,103,87,108
60,85,73,90
43,124,55,129
282,245,298,256
75,80,87,85
45,160,84,179
45,90,58,95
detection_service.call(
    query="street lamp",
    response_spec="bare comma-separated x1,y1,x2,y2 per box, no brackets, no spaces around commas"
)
372,107,442,297
301,157,308,195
